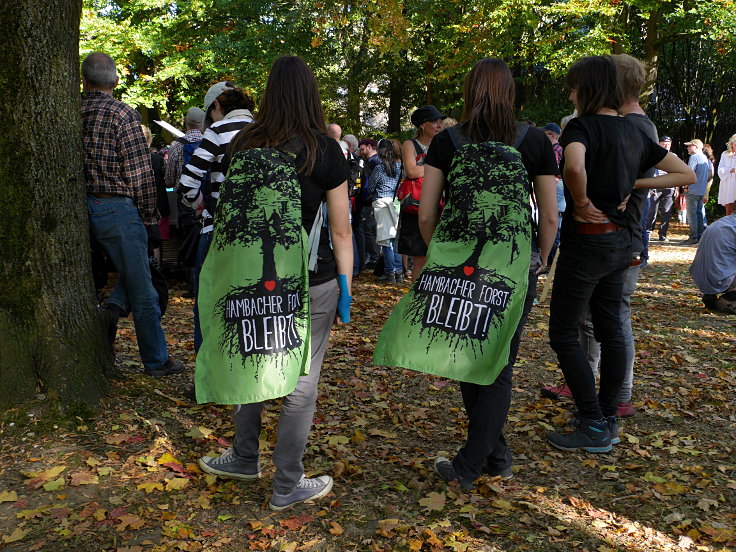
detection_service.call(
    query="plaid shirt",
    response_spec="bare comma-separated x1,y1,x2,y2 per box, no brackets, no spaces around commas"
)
82,89,158,223
164,129,203,190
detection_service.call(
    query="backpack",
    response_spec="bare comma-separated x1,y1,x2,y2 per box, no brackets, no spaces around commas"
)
373,123,533,387
195,139,318,405
177,136,201,169
396,139,426,215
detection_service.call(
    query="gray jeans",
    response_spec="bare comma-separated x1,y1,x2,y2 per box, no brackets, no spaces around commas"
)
231,279,338,494
579,261,640,403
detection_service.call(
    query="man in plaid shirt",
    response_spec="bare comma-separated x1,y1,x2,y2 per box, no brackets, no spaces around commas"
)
83,52,184,377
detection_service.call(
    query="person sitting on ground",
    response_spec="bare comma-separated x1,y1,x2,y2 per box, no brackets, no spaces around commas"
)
690,206,736,314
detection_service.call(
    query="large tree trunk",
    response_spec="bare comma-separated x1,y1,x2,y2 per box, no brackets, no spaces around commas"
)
0,0,109,409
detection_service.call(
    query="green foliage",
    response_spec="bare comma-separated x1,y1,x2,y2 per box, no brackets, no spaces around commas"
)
79,0,736,138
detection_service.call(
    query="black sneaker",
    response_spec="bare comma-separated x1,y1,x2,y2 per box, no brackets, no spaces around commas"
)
547,417,612,453
482,464,514,479
434,457,473,490
144,358,185,377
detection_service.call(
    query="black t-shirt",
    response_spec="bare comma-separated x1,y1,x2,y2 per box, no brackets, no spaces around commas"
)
559,114,667,232
622,113,658,253
425,124,558,185
295,134,350,286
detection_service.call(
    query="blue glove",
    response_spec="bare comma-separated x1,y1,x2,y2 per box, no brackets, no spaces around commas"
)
336,274,352,323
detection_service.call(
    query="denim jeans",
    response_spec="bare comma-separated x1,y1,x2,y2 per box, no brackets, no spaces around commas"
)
549,229,632,419
382,238,402,274
578,261,641,403
685,194,705,240
193,230,213,352
452,270,538,483
86,196,168,370
230,279,338,494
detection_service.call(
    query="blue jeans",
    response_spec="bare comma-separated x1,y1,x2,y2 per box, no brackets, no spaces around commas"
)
87,196,168,370
382,238,402,274
549,229,632,419
193,230,213,352
685,194,705,240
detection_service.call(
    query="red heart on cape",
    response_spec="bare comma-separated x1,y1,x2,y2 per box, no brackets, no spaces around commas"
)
264,281,276,291
463,266,475,276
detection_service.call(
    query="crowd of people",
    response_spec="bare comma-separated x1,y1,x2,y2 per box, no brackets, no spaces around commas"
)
81,48,735,511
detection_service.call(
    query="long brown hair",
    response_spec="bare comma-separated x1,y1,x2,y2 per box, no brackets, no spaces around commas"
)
460,58,516,145
229,56,326,175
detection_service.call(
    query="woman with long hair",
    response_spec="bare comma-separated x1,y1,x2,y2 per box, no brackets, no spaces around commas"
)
375,58,558,489
179,83,255,351
397,105,445,276
547,56,693,452
196,56,353,511
366,138,403,283
717,134,736,215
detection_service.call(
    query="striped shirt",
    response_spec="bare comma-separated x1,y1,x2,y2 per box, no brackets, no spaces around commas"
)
179,109,253,232
165,129,203,190
81,89,158,224
366,161,402,199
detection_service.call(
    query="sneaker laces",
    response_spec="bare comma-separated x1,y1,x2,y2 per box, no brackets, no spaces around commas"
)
296,476,322,489
209,449,237,465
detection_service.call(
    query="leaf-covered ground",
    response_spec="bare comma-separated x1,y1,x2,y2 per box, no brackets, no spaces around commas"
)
1,223,734,552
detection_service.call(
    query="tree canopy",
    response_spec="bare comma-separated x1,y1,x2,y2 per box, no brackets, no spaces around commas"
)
80,0,736,148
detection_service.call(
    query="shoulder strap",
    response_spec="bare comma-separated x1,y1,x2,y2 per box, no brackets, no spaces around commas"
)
447,126,471,150
513,122,530,150
176,136,188,144
411,139,425,158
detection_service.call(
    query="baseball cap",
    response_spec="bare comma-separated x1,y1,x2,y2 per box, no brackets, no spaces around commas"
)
184,107,205,127
684,139,703,149
543,122,561,135
358,138,378,148
203,81,235,113
660,135,672,142
410,105,446,127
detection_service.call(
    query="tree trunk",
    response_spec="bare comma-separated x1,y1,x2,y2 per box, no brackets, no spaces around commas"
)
0,0,109,409
387,75,404,134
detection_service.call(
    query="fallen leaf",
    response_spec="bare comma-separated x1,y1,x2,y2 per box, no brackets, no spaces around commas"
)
0,491,17,502
116,513,145,531
137,482,164,494
42,478,65,492
280,513,313,530
165,478,189,491
2,527,29,543
419,491,446,512
70,472,99,486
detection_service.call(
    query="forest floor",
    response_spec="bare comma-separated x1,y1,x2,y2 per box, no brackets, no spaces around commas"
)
0,222,734,552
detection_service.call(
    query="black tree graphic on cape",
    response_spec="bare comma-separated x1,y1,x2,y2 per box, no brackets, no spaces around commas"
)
210,150,308,380
401,142,531,359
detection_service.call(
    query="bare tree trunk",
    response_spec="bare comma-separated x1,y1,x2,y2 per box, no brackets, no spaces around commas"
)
0,0,109,409
387,75,404,134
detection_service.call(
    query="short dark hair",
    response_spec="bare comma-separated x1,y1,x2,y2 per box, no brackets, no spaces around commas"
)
566,56,622,116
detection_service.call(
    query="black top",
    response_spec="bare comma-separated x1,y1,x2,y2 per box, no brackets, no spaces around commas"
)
425,124,558,184
622,113,659,253
296,134,350,286
559,114,667,231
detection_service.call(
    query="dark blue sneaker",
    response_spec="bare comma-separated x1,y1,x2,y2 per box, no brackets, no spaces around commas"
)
269,475,333,511
547,417,612,453
198,449,261,480
607,416,620,445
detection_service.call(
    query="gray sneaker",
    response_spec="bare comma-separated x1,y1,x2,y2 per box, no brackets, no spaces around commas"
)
607,416,621,445
268,475,333,511
198,449,260,480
